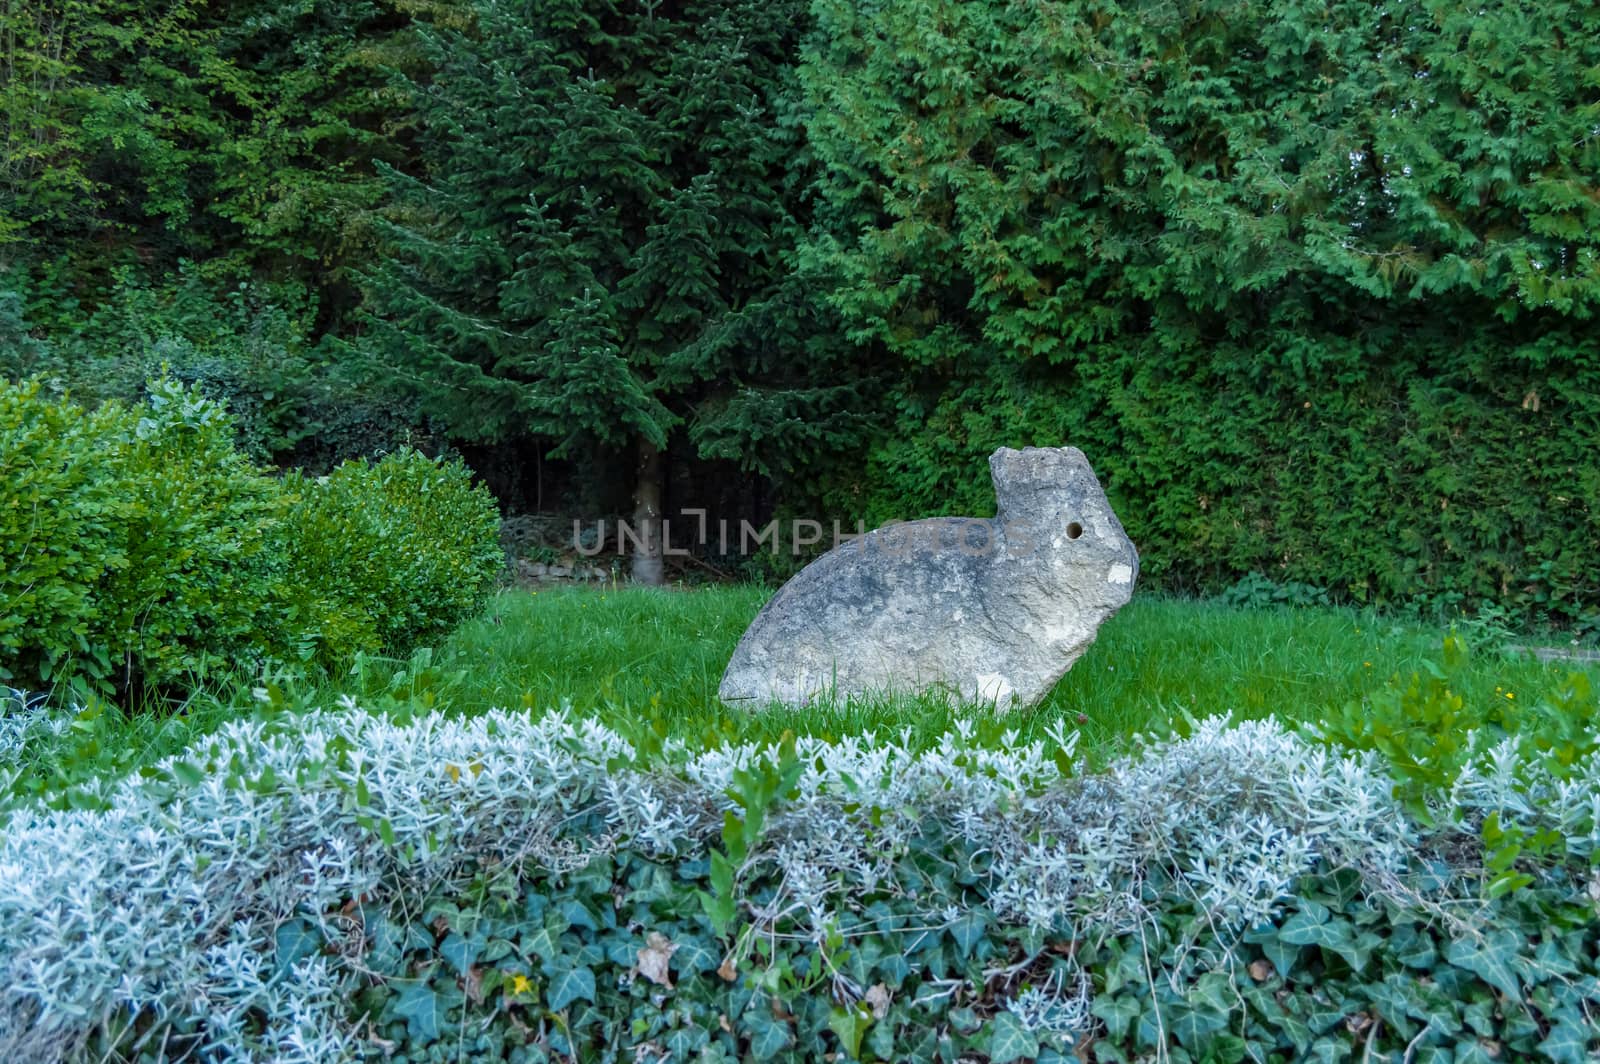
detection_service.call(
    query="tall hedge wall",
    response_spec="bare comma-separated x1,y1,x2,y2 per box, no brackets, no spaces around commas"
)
800,0,1600,628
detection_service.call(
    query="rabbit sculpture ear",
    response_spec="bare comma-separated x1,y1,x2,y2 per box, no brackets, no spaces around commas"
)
990,446,1103,522
719,445,1139,713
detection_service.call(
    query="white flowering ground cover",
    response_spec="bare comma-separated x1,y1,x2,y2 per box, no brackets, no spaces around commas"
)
1,693,1597,1062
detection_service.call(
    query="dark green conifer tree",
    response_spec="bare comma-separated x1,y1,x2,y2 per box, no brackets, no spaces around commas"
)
358,0,859,582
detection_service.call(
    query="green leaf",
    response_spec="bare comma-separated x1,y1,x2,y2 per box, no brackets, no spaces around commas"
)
1243,926,1301,980
1536,1020,1594,1064
947,909,989,957
439,931,483,976
524,913,569,963
710,849,735,896
1277,905,1348,951
828,1004,871,1059
672,936,721,975
722,809,747,863
273,918,322,978
745,1003,794,1060
392,980,442,1044
547,965,596,1011
1091,993,1141,1041
1189,970,1233,1013
697,888,737,933
986,1011,1040,1064
1445,930,1524,1001
1169,1002,1230,1049
664,1024,709,1056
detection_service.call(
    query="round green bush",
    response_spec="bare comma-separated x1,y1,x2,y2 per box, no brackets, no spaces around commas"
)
274,449,505,662
1,381,501,702
96,378,286,691
1,378,283,695
0,381,133,689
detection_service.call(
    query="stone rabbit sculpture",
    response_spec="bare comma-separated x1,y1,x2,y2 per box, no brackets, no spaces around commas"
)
719,446,1138,711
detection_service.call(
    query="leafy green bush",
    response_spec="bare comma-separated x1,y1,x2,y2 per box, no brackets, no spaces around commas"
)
0,382,499,701
274,449,505,662
97,379,286,692
1,379,283,694
10,266,426,469
0,381,133,689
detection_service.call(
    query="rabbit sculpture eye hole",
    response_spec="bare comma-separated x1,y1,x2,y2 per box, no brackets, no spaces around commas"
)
1066,521,1084,540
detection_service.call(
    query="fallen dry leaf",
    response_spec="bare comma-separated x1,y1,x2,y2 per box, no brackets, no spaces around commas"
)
636,932,679,988
864,983,891,1020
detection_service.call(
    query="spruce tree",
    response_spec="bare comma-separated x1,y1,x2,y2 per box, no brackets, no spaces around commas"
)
360,0,859,583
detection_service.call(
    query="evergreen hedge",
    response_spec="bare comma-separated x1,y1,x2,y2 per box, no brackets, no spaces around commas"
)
800,0,1600,630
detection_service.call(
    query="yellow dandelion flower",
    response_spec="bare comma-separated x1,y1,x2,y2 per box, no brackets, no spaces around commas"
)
509,973,531,995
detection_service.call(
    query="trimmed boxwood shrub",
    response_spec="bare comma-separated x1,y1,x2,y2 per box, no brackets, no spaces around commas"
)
273,449,506,663
98,379,286,692
0,378,282,695
0,380,502,701
0,381,133,689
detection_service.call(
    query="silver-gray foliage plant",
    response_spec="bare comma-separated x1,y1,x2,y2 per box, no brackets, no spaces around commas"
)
1,699,1596,1061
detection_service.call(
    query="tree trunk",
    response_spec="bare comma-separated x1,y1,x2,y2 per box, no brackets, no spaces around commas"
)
631,435,665,586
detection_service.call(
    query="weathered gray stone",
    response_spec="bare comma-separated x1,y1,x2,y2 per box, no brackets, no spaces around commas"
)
719,446,1138,712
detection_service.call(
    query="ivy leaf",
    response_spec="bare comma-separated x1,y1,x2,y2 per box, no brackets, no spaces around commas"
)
1169,1002,1230,1049
547,965,596,1011
1391,924,1438,970
947,909,989,957
1091,992,1141,1041
1243,925,1301,980
987,1011,1040,1064
664,1024,710,1056
1445,930,1523,1001
1535,1019,1593,1064
1189,970,1233,1013
1454,1041,1499,1064
673,936,721,975
828,1004,871,1059
273,918,322,979
744,1002,794,1060
558,897,599,931
1278,905,1349,951
392,980,442,1045
439,931,484,976
524,914,568,964
364,909,403,970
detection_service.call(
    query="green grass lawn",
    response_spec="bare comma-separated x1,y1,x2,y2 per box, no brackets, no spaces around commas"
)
355,585,1599,752
10,585,1598,807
